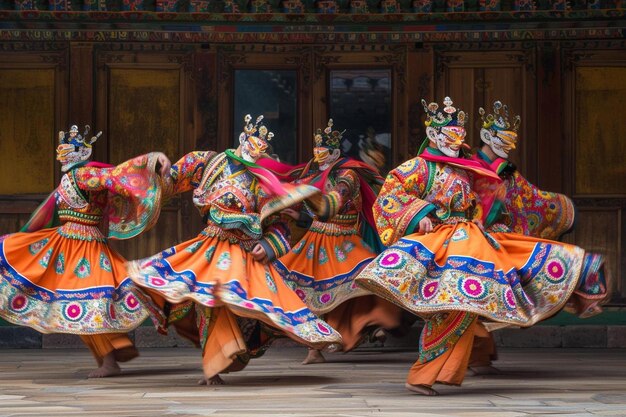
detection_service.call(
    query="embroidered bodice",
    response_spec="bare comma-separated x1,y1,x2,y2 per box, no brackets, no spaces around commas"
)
56,169,110,226
298,167,361,228
423,163,477,221
374,156,479,246
167,150,291,258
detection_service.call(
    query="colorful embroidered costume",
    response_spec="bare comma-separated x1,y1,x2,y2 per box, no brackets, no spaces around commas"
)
472,101,575,239
0,141,164,365
354,98,608,391
467,102,580,370
271,158,401,350
128,147,343,379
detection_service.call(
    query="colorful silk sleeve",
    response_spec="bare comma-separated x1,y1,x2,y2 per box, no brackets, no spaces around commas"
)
314,168,358,221
74,153,165,240
504,171,576,240
168,151,215,196
260,215,292,261
373,157,436,246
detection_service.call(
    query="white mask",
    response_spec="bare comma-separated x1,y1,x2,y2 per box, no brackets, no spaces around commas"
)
480,128,517,159
426,125,466,158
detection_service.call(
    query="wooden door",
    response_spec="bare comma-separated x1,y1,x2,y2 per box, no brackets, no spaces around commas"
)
434,49,537,179
562,49,626,304
94,46,200,259
0,46,69,235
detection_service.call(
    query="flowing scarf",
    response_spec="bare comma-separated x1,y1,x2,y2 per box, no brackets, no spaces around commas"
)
225,149,291,196
257,155,385,251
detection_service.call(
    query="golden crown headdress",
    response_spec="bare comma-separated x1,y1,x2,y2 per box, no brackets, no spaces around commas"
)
241,114,274,143
479,101,520,133
421,97,466,128
314,118,344,150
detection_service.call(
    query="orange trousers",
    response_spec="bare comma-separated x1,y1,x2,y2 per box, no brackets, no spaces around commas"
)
469,322,498,367
80,333,139,366
325,295,402,351
406,317,478,387
199,307,247,379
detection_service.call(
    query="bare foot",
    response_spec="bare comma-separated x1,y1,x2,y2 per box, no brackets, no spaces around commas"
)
325,343,342,353
301,349,326,365
405,383,439,396
198,375,225,386
468,365,501,376
372,328,387,343
88,352,121,378
88,363,121,378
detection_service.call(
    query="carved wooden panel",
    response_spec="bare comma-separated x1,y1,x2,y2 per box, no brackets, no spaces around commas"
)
574,67,626,196
434,50,536,179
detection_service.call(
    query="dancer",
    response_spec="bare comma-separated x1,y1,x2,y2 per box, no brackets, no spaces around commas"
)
128,115,343,385
468,101,578,374
265,120,402,364
0,125,170,377
355,97,609,395
472,100,575,239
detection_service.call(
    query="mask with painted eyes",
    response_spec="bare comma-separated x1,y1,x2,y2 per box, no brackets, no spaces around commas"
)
238,114,273,163
478,101,520,159
426,125,466,158
240,134,268,163
313,119,343,171
56,125,101,172
313,146,340,171
480,128,518,159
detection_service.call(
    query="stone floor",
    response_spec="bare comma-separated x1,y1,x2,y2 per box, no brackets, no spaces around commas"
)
0,347,625,417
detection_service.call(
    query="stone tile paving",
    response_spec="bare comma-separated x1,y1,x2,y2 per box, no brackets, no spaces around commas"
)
0,347,625,416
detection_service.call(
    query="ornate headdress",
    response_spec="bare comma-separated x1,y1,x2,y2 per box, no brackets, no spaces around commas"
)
239,114,274,145
479,101,520,133
421,96,466,128
314,119,344,150
56,124,102,172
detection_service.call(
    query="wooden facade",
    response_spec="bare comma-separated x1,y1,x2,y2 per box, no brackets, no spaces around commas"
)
0,5,625,309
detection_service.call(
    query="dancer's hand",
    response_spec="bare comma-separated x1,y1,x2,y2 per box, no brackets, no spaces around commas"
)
156,153,171,178
251,243,268,263
281,208,299,220
418,217,433,233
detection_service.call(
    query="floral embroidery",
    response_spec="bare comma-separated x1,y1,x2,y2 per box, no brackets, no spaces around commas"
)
186,241,203,254
292,240,305,254
29,238,49,255
39,248,53,268
342,241,355,254
99,252,112,272
318,247,329,265
334,245,347,262
204,246,216,262
74,257,91,278
216,251,231,270
265,271,277,293
305,243,315,260
55,252,65,274
451,228,469,242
